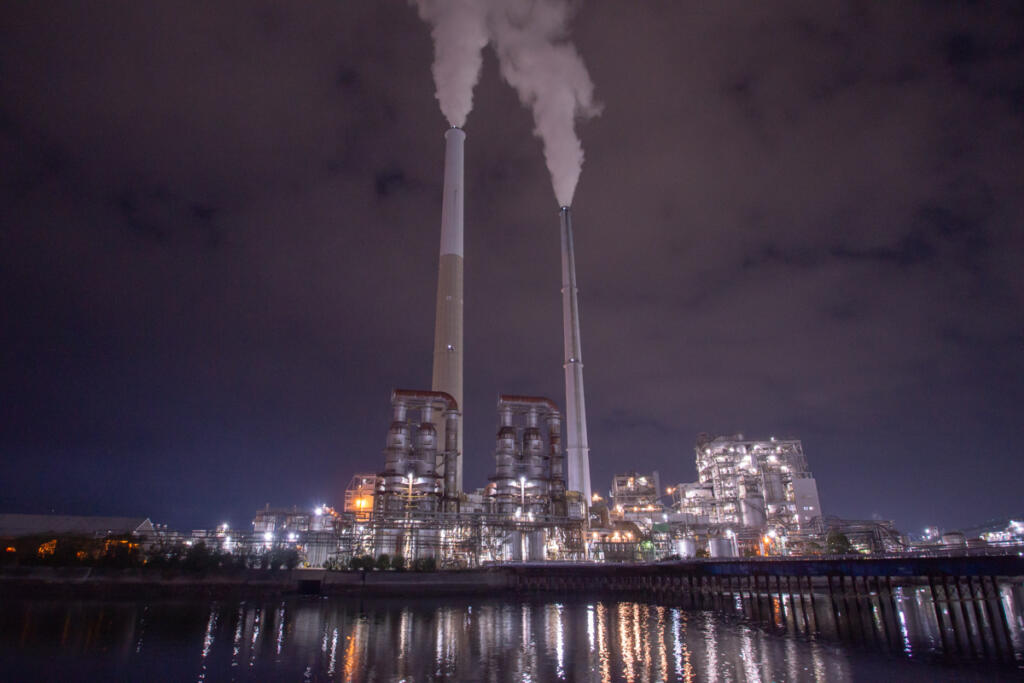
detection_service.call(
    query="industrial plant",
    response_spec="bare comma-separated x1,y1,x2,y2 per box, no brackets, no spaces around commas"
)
202,114,918,568
315,124,596,566
222,125,895,567
340,124,594,566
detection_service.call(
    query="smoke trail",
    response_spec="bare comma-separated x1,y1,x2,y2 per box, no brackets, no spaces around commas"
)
412,0,489,128
488,0,600,207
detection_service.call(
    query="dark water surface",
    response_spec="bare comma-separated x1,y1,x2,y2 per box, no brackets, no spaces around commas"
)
1,594,1021,681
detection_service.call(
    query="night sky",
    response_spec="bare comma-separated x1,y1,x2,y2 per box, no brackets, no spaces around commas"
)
2,1,1022,534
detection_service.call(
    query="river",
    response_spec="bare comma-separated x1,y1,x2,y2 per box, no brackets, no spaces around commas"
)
1,594,1021,681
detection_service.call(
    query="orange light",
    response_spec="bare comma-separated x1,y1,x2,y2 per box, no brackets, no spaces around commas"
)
4,546,14,553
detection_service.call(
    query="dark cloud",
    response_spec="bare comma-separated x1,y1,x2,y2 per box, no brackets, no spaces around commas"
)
1,0,1022,533
374,168,408,198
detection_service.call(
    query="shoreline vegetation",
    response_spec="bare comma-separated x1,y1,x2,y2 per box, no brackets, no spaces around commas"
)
0,534,480,598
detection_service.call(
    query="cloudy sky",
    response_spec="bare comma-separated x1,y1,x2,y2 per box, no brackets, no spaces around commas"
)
2,1,1022,533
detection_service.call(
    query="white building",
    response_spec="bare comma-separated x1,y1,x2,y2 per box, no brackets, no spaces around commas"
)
674,434,822,530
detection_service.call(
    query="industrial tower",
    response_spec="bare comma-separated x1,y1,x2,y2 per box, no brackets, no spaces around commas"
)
431,127,465,494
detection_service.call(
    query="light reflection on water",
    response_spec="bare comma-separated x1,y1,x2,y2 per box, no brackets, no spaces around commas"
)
1,594,1022,682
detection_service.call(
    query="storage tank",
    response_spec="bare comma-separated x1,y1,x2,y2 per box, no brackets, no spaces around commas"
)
528,530,546,561
675,537,697,559
708,537,735,558
508,531,524,561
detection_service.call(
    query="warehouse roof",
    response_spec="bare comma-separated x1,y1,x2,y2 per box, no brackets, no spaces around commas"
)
0,514,154,538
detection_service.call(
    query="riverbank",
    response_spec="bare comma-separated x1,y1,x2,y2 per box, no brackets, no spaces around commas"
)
4,554,1023,600
0,565,511,599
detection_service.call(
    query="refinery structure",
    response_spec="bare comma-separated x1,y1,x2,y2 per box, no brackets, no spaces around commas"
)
340,125,594,566
231,9,881,567
228,23,876,565
229,124,869,568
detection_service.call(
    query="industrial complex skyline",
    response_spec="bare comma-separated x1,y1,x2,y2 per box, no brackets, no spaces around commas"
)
2,1,1023,534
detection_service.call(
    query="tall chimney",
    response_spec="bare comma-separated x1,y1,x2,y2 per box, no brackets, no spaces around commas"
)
559,206,592,505
431,127,465,495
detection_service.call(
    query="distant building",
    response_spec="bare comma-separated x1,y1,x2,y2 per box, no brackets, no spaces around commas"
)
670,482,715,524
343,474,378,521
248,505,341,567
609,471,663,520
685,434,822,530
0,514,157,558
0,514,155,539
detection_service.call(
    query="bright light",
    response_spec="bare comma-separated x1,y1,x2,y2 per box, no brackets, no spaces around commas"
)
768,529,777,539
263,531,273,542
288,532,297,542
314,506,324,516
220,523,229,531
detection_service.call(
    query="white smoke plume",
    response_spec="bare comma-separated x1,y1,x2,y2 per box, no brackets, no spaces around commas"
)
412,0,489,128
488,0,600,207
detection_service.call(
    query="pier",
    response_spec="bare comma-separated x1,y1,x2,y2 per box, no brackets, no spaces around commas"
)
508,555,1024,661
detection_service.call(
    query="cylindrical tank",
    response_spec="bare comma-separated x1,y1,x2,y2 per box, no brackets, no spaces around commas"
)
444,410,458,453
528,530,546,561
508,531,524,562
414,422,437,477
709,537,735,558
675,537,697,558
495,426,516,480
523,426,544,459
547,414,563,480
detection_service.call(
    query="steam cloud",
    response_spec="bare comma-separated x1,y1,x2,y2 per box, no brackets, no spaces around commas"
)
413,0,599,207
488,0,600,207
412,0,489,128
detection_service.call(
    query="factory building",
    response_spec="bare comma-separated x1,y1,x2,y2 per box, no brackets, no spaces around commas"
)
608,472,663,519
680,433,822,530
339,130,594,567
358,392,585,566
343,474,377,521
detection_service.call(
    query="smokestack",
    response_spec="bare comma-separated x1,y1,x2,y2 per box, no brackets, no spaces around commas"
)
431,127,465,495
559,206,592,505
